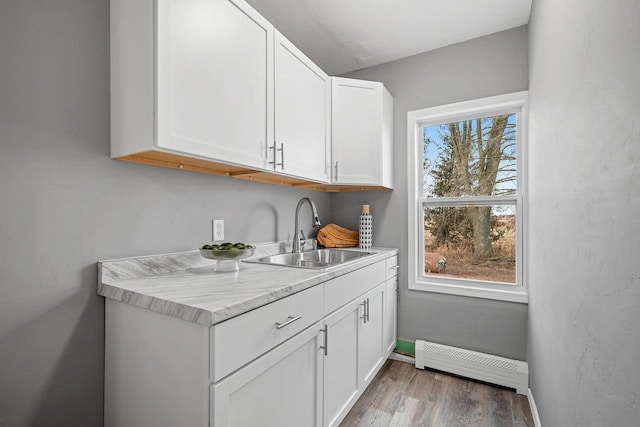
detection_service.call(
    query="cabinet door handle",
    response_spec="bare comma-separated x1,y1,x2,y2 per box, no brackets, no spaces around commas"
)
268,144,277,170
275,315,302,329
281,142,285,170
276,142,284,170
320,324,328,356
360,300,367,323
334,161,338,182
365,298,370,322
390,265,400,270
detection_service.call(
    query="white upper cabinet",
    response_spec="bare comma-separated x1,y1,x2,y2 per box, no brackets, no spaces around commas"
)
273,31,330,183
156,0,274,170
331,77,394,188
111,0,392,190
111,0,274,170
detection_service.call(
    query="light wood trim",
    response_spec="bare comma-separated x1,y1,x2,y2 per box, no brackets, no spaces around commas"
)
116,151,391,192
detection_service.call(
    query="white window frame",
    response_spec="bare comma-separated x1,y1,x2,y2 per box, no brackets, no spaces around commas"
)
407,91,528,303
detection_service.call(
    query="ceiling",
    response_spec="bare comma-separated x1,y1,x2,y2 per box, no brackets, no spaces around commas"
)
246,0,532,75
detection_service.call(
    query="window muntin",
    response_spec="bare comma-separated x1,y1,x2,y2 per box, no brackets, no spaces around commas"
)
407,92,527,302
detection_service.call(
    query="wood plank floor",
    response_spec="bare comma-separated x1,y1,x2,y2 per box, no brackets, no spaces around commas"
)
340,359,534,427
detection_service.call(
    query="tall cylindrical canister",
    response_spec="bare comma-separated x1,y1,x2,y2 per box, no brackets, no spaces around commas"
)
359,205,372,249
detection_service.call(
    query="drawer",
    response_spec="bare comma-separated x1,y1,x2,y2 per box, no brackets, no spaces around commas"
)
385,255,399,280
324,261,386,315
211,284,324,382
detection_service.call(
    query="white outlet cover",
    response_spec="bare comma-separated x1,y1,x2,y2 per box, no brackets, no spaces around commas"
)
213,220,224,241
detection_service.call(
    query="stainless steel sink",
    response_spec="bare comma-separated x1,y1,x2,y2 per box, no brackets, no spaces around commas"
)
245,248,374,270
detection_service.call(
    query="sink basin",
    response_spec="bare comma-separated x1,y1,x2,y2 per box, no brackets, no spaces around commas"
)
245,248,374,270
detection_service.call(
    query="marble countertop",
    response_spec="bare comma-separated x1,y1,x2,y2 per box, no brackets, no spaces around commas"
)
98,243,398,327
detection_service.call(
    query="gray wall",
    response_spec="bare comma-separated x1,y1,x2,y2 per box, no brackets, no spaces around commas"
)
335,27,529,360
0,1,330,425
10,0,638,424
527,0,640,425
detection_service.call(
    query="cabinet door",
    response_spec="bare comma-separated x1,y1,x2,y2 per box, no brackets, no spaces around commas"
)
358,284,385,388
274,31,330,182
322,299,361,427
331,77,383,185
156,0,273,170
212,322,323,427
383,278,398,355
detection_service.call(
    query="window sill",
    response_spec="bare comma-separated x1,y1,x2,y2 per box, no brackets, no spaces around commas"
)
409,280,528,304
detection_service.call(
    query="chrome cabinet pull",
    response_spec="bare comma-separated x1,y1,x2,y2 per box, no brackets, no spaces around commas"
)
320,324,328,356
281,142,284,169
360,300,367,323
365,298,370,322
391,265,400,270
276,142,284,170
268,144,277,169
334,161,338,182
275,315,302,329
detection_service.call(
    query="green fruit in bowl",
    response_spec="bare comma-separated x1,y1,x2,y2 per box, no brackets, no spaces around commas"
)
200,242,255,259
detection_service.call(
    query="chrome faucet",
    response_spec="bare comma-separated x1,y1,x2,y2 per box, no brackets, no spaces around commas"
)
292,197,322,253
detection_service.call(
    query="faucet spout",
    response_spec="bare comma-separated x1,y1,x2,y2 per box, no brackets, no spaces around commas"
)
293,197,321,253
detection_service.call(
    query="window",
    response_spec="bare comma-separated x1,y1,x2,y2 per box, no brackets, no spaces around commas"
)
407,92,528,303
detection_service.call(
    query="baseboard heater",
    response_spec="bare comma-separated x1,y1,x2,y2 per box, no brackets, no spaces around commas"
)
414,339,528,395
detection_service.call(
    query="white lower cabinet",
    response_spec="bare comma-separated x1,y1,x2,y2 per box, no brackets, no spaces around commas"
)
211,283,324,382
105,299,210,427
383,255,399,354
322,299,361,427
358,284,386,388
212,322,324,427
104,256,397,427
383,278,398,354
322,281,389,427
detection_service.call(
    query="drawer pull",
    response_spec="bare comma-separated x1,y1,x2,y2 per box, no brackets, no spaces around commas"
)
275,315,302,329
390,265,400,270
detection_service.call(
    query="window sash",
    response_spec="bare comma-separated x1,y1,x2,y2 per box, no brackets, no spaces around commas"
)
407,91,528,303
417,195,522,288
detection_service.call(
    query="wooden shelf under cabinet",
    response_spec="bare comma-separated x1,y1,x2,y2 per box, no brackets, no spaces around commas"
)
117,151,390,192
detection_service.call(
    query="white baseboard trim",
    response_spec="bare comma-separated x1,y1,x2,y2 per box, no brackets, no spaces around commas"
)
388,352,415,364
527,388,542,427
